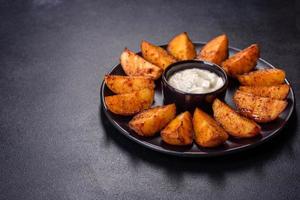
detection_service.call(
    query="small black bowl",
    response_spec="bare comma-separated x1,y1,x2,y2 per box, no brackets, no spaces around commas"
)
162,60,229,113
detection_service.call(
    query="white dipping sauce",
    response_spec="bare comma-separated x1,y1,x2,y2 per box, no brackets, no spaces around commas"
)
168,68,224,94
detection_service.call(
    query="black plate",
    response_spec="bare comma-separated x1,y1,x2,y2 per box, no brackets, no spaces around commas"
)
100,42,295,157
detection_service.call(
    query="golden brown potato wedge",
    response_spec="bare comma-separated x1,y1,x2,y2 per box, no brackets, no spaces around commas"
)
105,75,155,94
167,32,196,60
129,104,176,137
221,44,260,77
198,34,229,66
233,90,288,123
212,99,261,138
193,107,228,148
141,40,177,70
120,48,163,80
239,84,289,100
105,88,154,116
237,68,286,86
161,111,193,146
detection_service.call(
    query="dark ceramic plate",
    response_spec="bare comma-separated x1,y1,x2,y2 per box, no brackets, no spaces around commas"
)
100,42,295,157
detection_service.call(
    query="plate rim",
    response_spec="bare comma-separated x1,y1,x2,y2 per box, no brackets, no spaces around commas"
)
100,42,296,157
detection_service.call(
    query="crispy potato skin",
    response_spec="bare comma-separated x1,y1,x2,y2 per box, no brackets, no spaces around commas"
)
212,99,261,138
193,108,228,148
129,104,176,137
221,44,260,77
105,88,154,116
167,32,196,60
141,40,177,70
233,90,288,123
239,84,289,100
104,75,155,94
237,69,286,86
120,48,163,80
161,111,193,146
198,34,229,66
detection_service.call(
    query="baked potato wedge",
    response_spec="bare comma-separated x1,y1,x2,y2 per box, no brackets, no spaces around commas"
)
161,111,193,146
120,48,163,80
237,68,286,86
233,90,288,123
141,40,177,70
221,44,260,77
198,34,229,66
212,99,261,138
104,75,155,94
167,32,196,60
193,107,228,148
105,88,154,116
129,104,176,137
239,84,289,100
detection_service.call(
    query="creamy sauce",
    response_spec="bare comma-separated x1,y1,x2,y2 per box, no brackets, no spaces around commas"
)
168,68,224,93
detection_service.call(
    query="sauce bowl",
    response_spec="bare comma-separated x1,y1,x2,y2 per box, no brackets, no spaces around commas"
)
162,60,229,112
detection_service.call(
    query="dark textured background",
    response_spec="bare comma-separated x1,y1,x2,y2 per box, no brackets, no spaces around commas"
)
1,0,300,199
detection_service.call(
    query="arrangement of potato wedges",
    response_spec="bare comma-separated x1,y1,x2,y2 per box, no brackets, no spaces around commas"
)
198,34,229,66
141,40,177,70
233,90,288,123
167,32,196,61
105,75,155,94
120,48,163,80
105,88,154,116
161,111,193,145
239,84,289,100
212,99,261,138
129,104,176,137
237,68,286,86
193,107,228,147
221,44,260,77
103,32,291,150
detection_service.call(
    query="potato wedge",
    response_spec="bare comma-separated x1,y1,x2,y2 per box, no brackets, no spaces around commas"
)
161,111,193,146
233,90,288,123
167,32,196,60
105,75,155,94
198,34,229,66
212,99,261,138
105,88,154,116
237,68,286,86
141,40,177,70
221,44,260,77
120,48,163,80
239,84,289,100
193,107,228,148
129,104,176,137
